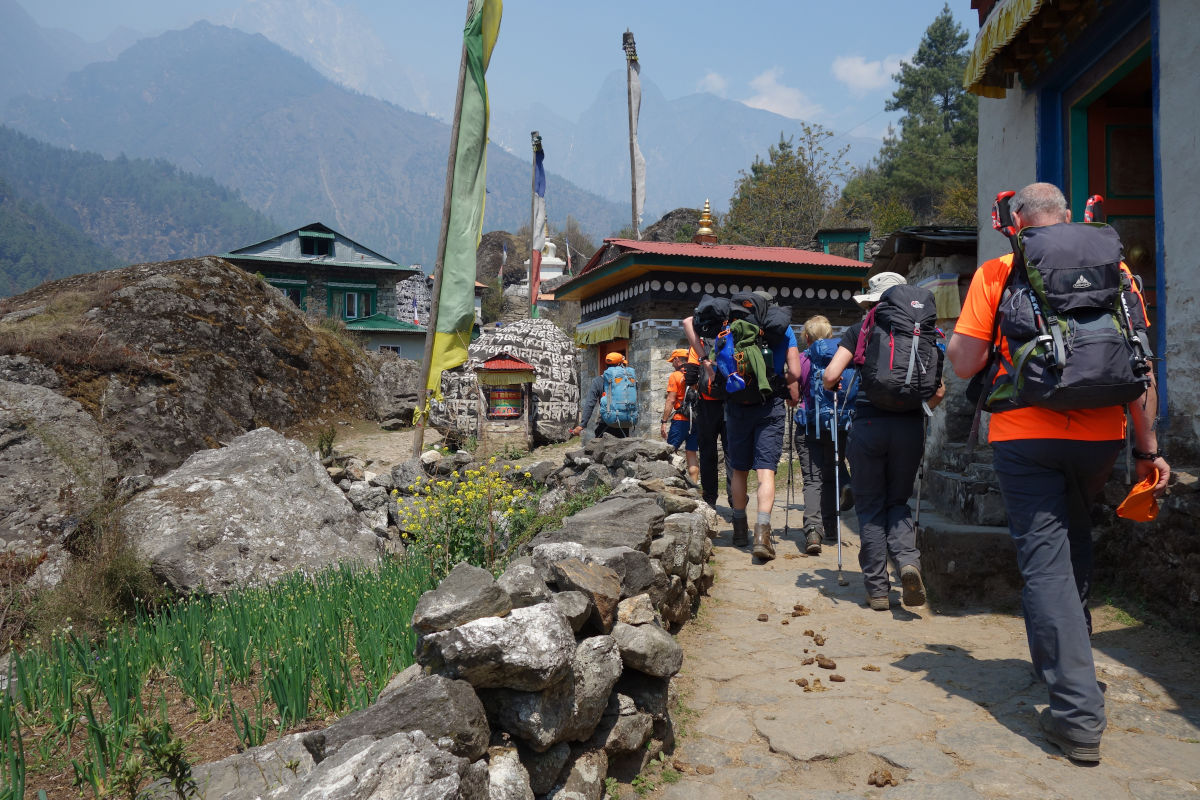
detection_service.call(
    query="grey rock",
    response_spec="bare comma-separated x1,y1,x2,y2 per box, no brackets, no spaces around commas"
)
589,694,653,755
268,730,488,800
480,636,622,751
369,353,423,425
610,621,684,678
525,460,557,486
550,558,622,633
617,594,660,626
658,491,700,515
585,437,674,467
367,470,394,491
528,497,665,553
419,603,576,691
304,673,489,763
0,380,118,554
0,355,59,387
613,671,671,720
413,562,513,635
633,460,683,481
487,746,534,800
347,481,389,511
588,547,657,599
120,428,378,595
531,542,591,582
516,741,570,796
182,731,315,800
391,457,428,493
497,560,552,608
538,488,568,515
550,591,593,633
546,750,608,800
578,463,616,490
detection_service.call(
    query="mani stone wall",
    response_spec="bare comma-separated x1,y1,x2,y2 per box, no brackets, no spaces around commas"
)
395,274,432,326
431,318,579,445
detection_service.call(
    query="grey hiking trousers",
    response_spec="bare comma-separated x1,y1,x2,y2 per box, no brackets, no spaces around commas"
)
846,414,924,597
993,437,1121,746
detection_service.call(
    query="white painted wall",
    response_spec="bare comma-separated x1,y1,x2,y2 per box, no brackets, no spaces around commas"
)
975,91,1040,265
1158,0,1200,452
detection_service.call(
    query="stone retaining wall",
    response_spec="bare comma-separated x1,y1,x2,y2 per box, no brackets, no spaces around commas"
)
182,436,715,799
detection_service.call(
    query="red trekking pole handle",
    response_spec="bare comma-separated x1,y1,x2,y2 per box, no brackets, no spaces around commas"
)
1084,194,1105,223
991,190,1017,238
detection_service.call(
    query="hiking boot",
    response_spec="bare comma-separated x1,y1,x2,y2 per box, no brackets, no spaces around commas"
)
804,527,823,555
752,522,775,561
1038,708,1100,763
868,595,890,611
900,564,926,607
731,517,749,546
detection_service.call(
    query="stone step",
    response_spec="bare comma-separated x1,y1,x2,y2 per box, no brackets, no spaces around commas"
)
916,510,1022,606
924,467,1008,527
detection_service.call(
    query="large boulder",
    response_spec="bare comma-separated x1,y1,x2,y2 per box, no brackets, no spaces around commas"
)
369,352,422,425
0,259,375,477
610,621,684,678
549,559,621,634
479,636,623,752
0,380,118,555
418,602,576,691
303,673,490,764
267,731,488,800
182,731,315,800
120,428,379,595
487,747,535,800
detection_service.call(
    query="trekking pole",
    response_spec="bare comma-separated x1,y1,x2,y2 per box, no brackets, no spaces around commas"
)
832,388,848,587
914,416,927,528
784,411,794,539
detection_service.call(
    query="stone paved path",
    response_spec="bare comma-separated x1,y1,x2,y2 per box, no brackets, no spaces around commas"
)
656,494,1200,800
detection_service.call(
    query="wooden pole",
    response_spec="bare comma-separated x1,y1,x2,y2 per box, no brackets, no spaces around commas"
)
529,131,540,319
412,8,472,459
623,30,639,241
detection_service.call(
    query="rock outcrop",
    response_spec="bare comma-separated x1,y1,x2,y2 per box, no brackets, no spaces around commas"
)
120,428,379,594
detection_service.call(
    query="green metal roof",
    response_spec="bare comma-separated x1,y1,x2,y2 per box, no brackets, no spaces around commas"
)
344,313,425,333
225,253,422,274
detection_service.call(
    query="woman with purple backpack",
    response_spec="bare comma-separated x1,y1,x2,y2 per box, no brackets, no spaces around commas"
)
821,272,946,611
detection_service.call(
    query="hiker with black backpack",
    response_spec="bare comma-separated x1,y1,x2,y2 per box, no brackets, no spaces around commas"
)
572,351,638,439
947,182,1168,764
685,290,800,563
821,272,946,612
794,315,855,557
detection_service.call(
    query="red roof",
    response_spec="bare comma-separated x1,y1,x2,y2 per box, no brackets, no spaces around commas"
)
578,238,869,277
478,353,535,371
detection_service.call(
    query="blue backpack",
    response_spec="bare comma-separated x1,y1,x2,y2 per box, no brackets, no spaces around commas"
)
797,338,856,437
599,365,639,427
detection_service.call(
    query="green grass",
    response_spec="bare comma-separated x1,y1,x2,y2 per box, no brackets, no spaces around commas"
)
8,555,435,797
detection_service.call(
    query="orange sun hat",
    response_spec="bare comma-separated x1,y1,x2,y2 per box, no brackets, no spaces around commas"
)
1116,469,1161,522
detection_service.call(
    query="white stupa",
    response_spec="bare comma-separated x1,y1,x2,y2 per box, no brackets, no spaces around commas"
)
522,224,566,283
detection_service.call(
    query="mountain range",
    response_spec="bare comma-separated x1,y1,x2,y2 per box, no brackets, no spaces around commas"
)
0,0,885,293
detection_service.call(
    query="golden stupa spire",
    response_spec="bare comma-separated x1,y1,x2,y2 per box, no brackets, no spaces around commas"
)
694,199,717,244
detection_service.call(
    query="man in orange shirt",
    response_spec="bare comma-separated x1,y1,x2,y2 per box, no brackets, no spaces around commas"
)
660,349,700,484
947,182,1169,763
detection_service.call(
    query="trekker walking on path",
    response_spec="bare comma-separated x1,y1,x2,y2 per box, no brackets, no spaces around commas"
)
685,290,800,563
822,272,945,611
947,182,1168,763
661,348,701,484
572,351,637,439
686,346,729,509
794,315,853,556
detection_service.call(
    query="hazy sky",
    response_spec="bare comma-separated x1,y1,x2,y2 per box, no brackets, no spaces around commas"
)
22,0,979,143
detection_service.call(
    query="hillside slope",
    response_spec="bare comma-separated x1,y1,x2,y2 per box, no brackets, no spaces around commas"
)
0,126,278,286
3,21,628,265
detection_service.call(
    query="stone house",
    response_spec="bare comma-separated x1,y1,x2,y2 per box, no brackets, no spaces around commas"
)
966,0,1198,459
553,207,871,437
222,222,425,355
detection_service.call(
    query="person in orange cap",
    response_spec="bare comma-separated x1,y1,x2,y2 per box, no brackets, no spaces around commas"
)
572,351,635,439
661,348,700,483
